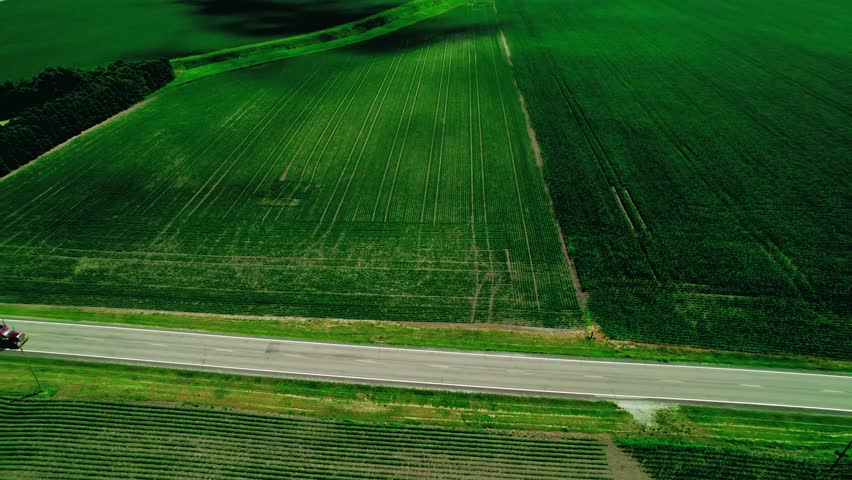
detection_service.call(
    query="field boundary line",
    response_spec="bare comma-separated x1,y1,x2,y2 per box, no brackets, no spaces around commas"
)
489,27,540,308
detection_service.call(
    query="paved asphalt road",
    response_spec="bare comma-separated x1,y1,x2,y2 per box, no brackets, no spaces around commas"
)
4,319,850,413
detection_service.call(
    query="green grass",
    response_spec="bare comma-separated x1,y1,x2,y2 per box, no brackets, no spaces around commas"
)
0,398,614,480
171,0,469,85
497,0,852,359
0,0,405,82
0,355,635,434
0,3,579,328
4,303,852,372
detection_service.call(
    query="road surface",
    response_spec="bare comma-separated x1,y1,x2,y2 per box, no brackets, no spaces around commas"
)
4,319,850,413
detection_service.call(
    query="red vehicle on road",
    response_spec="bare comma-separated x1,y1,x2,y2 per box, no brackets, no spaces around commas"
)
0,321,28,349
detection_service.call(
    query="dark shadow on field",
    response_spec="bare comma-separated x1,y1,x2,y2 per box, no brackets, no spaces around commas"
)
174,0,400,37
346,18,505,54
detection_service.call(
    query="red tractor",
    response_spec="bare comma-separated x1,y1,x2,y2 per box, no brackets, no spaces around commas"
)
0,320,28,349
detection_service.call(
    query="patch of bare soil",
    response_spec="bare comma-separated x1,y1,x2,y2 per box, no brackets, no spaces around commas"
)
605,440,652,480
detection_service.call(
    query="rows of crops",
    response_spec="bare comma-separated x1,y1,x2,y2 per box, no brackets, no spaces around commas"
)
619,439,845,480
497,0,851,357
0,399,613,479
0,3,578,327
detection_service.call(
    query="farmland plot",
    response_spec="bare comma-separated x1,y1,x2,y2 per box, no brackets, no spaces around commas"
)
0,399,613,480
0,3,579,327
497,0,852,356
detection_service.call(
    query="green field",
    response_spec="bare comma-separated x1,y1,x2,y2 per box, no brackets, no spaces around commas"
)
0,0,404,82
497,0,852,358
0,398,614,480
621,405,852,479
0,4,578,327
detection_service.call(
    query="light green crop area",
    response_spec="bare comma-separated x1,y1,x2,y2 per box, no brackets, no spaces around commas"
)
0,3,578,327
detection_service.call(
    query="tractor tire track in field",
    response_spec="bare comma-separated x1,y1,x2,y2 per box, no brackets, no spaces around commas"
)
420,39,451,224
316,54,402,229
473,27,499,323
186,68,326,223
382,43,432,223
489,25,541,309
225,70,345,218
491,0,586,308
150,88,274,241
160,66,321,235
329,53,405,226
432,35,456,225
134,89,265,218
228,68,346,220
372,46,428,222
290,63,373,199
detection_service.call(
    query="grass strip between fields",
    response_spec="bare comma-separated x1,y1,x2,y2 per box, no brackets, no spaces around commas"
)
170,0,467,85
2,303,849,373
0,355,635,434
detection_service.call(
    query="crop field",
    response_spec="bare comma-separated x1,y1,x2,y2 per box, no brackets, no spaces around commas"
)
0,4,578,327
0,0,405,82
497,0,852,357
0,398,613,480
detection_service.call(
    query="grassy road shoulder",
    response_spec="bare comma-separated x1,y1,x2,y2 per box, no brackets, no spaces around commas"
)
2,303,849,373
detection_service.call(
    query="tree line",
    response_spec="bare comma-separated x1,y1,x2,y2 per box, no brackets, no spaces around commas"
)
0,59,174,176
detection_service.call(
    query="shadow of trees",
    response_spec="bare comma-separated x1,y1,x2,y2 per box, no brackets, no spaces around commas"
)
175,0,401,36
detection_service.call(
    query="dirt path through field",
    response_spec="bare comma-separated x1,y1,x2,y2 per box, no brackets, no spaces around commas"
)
495,21,588,308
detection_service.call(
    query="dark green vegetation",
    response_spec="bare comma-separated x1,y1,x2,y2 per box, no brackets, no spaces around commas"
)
0,3,578,327
498,0,852,358
621,405,852,479
171,0,468,85
621,440,845,480
5,303,852,372
0,0,405,82
0,398,614,480
0,60,174,175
